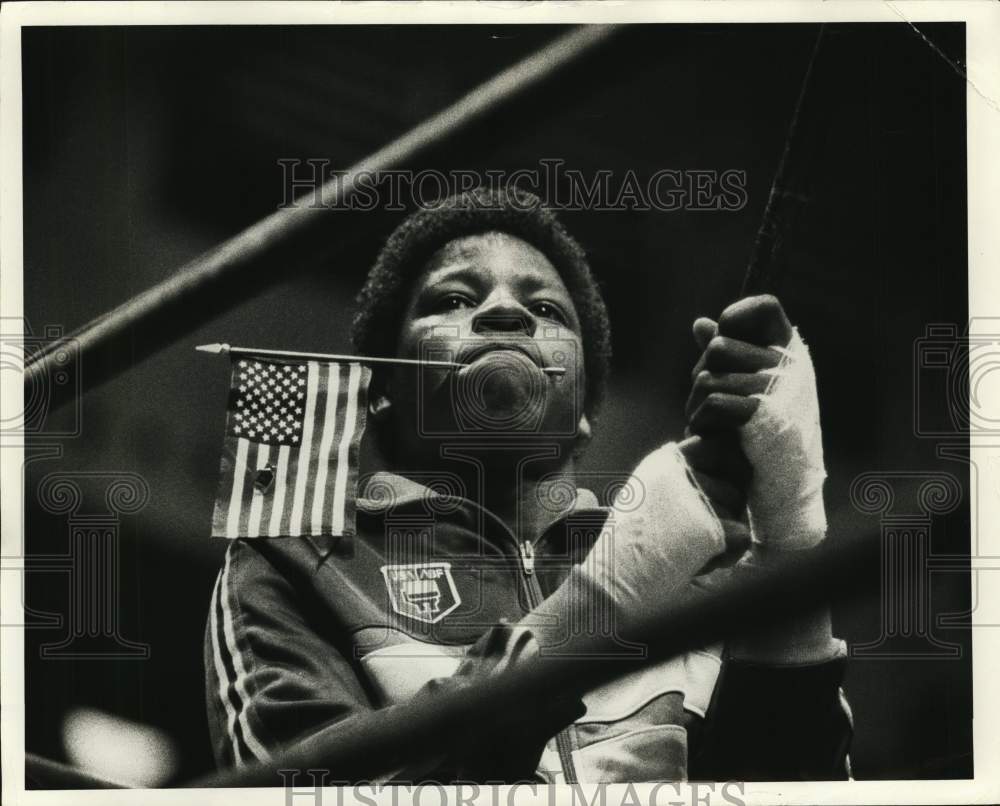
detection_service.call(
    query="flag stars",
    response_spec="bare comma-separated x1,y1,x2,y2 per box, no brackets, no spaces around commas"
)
227,360,326,445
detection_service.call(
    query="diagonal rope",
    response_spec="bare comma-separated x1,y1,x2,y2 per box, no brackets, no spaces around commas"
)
24,25,622,410
741,24,828,297
183,532,878,787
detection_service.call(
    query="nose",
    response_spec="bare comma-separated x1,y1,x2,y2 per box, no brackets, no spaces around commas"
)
471,295,537,337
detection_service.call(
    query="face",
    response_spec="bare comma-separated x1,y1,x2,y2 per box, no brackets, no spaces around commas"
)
380,232,589,457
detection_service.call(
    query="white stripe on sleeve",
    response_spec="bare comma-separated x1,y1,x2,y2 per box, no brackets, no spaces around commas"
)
219,546,271,762
208,573,244,767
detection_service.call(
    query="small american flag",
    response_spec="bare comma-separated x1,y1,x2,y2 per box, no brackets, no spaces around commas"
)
212,358,371,538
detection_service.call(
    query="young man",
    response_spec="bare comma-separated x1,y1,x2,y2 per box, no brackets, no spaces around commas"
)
205,187,852,782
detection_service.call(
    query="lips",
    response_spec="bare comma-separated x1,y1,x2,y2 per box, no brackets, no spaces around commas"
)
457,341,545,368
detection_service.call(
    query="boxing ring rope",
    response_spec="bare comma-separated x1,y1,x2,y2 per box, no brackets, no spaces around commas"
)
23,24,622,410
22,532,877,788
740,24,827,296
184,534,877,787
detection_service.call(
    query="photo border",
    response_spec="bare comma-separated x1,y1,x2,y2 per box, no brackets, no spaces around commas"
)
2,2,998,804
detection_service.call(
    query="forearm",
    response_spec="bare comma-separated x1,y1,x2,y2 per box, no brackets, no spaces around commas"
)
529,441,726,653
727,544,844,664
692,650,853,780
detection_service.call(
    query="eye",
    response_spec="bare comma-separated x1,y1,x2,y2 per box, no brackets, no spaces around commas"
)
529,300,567,324
435,292,476,313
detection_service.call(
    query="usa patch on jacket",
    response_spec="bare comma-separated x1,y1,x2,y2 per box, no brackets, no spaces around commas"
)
211,358,371,539
381,563,461,624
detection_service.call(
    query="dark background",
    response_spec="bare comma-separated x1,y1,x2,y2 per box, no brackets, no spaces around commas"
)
22,23,971,781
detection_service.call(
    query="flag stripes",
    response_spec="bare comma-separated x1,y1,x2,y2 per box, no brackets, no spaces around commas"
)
288,361,320,536
311,362,341,535
211,359,370,539
332,363,363,534
267,445,291,536
225,439,249,539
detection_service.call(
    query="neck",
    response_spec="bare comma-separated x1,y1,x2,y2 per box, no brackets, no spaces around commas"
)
397,443,578,542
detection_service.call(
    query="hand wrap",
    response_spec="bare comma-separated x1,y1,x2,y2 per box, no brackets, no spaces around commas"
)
582,442,726,613
739,328,827,550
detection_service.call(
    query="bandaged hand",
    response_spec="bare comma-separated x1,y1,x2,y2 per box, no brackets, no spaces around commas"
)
531,442,727,646
685,295,842,663
741,327,826,548
590,442,727,609
685,295,826,550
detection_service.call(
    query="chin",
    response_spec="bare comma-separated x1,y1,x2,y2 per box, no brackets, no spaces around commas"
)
402,358,582,441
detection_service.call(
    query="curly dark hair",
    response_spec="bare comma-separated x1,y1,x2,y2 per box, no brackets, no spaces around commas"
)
351,186,612,418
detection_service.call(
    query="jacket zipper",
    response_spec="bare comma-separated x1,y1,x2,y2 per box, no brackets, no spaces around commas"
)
518,540,535,575
518,540,578,784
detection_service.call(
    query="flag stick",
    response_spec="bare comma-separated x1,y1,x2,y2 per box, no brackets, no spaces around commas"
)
195,343,567,375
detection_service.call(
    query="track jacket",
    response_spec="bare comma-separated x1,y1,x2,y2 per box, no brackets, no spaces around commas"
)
205,471,852,782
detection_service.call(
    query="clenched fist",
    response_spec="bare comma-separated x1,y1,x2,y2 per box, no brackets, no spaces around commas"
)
682,295,841,663
686,294,792,434
682,294,827,553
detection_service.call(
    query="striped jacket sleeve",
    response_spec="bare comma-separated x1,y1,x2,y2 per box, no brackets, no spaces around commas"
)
203,539,374,769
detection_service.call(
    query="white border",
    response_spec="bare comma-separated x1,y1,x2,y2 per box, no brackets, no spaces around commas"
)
2,2,999,805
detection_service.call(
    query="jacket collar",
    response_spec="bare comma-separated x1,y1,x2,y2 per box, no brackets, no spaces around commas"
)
357,470,601,518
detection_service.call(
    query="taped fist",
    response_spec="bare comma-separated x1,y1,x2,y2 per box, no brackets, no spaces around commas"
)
684,295,827,551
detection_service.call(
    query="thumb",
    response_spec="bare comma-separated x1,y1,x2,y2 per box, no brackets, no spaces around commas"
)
693,317,719,350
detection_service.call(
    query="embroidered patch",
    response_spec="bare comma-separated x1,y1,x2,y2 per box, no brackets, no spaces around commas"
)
381,563,461,624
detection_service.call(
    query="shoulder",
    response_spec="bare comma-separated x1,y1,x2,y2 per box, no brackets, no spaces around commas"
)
212,538,320,615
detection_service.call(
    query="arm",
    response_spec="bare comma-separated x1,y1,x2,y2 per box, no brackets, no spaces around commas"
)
204,539,581,782
691,642,852,780
203,539,374,769
684,294,853,779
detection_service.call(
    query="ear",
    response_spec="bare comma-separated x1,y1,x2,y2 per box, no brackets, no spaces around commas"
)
368,394,393,421
574,413,593,450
